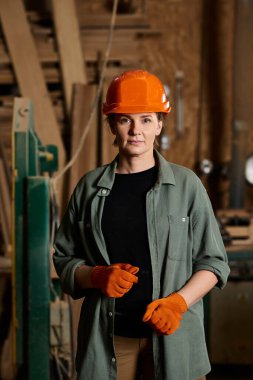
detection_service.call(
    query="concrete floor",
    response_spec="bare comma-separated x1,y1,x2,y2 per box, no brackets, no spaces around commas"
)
207,365,253,380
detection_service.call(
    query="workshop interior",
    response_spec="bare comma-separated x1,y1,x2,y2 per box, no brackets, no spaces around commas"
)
0,0,253,379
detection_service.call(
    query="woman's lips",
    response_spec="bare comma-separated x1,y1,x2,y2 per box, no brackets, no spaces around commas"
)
128,140,144,144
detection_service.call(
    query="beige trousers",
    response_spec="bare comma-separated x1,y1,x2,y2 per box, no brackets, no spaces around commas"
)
114,335,206,380
114,335,154,380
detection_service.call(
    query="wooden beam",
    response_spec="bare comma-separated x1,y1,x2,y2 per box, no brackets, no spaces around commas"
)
27,11,151,28
69,83,98,195
51,0,87,116
0,0,66,179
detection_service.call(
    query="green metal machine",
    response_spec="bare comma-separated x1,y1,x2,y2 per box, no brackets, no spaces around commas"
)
12,97,59,378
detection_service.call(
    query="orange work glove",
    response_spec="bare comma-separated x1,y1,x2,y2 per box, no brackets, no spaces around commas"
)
91,263,139,298
142,293,187,336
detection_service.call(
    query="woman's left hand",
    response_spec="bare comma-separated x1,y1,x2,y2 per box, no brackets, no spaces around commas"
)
142,293,187,335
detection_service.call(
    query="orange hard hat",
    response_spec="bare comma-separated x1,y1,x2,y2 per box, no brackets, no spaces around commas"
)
103,69,171,115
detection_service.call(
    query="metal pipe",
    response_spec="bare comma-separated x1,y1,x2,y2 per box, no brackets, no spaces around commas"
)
229,0,253,208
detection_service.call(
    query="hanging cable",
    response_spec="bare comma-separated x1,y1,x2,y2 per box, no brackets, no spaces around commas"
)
51,0,119,193
195,0,208,171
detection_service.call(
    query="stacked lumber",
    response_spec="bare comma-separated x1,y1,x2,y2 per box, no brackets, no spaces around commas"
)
0,12,160,84
0,7,160,170
217,209,253,250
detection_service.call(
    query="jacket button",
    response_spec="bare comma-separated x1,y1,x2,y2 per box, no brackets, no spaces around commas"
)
182,217,186,222
112,357,116,363
109,312,113,317
102,189,107,194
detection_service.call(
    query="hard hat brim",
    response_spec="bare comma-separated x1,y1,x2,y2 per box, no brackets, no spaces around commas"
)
103,102,171,115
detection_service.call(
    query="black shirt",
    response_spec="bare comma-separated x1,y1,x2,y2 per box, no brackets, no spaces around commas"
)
101,166,157,337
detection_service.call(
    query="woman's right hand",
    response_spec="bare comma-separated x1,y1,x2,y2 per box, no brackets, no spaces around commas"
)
91,263,139,297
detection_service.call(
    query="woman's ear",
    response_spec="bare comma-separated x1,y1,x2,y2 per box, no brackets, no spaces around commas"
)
155,120,163,136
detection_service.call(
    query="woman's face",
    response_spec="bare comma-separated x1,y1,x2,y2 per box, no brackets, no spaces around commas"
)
110,113,162,159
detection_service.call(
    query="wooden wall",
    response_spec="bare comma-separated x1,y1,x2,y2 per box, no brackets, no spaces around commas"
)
74,0,253,210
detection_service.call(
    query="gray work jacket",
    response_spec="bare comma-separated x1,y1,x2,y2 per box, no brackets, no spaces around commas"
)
53,151,230,380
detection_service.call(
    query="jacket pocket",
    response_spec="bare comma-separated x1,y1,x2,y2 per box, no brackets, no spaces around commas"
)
167,215,189,260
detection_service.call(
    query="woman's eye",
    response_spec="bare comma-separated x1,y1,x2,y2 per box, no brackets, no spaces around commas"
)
119,117,130,124
143,118,151,123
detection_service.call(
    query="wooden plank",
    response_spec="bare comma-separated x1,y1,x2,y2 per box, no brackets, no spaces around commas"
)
226,226,250,238
51,0,87,116
29,23,150,39
0,63,137,87
0,158,11,256
0,256,11,273
69,83,98,195
0,46,140,66
226,244,253,253
0,0,66,185
77,14,151,28
29,26,158,40
27,11,151,28
216,209,252,218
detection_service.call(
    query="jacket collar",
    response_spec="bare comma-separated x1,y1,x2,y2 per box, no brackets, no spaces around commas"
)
154,150,176,186
97,150,176,190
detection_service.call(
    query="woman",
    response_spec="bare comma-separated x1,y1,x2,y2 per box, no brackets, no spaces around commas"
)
53,70,230,380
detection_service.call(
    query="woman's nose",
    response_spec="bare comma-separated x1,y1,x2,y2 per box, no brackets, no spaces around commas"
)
129,121,141,135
